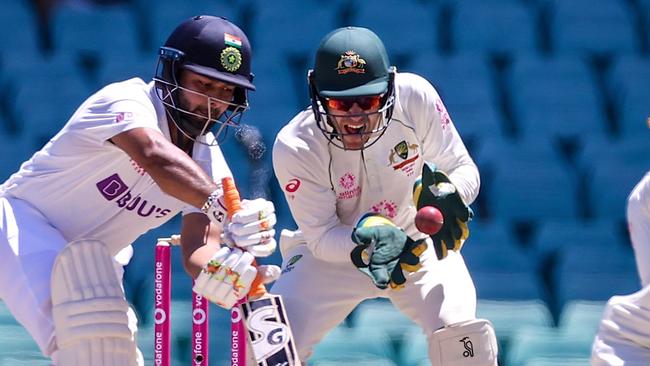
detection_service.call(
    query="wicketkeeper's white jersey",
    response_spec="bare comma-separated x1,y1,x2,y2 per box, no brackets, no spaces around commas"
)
273,72,480,263
0,78,231,255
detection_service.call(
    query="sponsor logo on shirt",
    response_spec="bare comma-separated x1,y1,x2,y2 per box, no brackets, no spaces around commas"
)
435,99,451,129
96,173,172,218
115,112,134,123
281,254,303,274
337,172,361,200
371,200,398,219
388,140,419,176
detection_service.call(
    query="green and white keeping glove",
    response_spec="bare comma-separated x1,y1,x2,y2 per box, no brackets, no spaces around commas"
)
350,213,427,290
413,162,473,260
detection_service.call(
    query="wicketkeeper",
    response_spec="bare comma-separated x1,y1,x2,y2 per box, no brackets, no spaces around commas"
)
271,27,498,365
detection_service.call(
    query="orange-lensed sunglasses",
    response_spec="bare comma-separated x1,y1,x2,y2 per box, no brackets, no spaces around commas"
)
326,95,382,111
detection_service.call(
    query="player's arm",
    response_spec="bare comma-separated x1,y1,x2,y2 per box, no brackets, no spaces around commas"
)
179,212,222,278
111,127,216,208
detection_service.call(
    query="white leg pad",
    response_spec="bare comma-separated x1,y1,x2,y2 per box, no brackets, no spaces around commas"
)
428,318,498,366
51,240,140,366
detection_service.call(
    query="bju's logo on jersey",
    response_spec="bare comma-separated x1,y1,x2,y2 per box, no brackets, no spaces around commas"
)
388,140,419,176
96,173,171,218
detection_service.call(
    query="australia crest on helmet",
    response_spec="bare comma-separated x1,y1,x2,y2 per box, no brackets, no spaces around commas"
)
335,50,367,74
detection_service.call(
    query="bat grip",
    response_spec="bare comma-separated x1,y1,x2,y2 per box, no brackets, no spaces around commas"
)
221,177,268,298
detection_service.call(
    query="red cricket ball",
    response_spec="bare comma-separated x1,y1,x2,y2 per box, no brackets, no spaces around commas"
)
415,206,444,235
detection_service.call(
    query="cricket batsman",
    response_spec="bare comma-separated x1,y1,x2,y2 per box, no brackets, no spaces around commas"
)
0,16,279,365
271,26,498,365
592,171,650,365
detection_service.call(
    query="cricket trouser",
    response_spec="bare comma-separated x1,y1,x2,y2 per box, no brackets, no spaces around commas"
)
271,234,477,361
0,196,134,359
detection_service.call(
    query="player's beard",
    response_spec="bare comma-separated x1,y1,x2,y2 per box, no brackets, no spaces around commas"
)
175,93,222,139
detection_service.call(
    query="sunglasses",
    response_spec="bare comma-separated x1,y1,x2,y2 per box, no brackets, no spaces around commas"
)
326,95,382,111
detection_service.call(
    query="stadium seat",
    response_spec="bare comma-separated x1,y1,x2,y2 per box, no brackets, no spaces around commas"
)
577,135,650,171
607,55,650,137
0,324,44,357
398,327,429,366
467,219,516,248
473,271,547,301
584,161,648,222
523,356,591,366
0,0,41,58
96,54,156,87
530,219,624,265
51,4,142,57
310,325,397,364
476,300,554,363
557,300,606,338
506,327,592,366
0,134,35,181
141,0,240,53
251,0,339,56
351,0,438,61
450,0,538,54
352,299,418,345
463,241,532,273
408,52,504,140
508,54,606,140
0,301,18,326
554,245,640,312
486,160,579,222
548,0,639,55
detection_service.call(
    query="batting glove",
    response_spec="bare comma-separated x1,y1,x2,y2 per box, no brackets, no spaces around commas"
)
223,198,277,257
413,162,472,260
193,247,257,309
350,213,428,290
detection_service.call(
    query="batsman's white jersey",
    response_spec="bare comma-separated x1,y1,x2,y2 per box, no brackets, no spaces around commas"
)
592,171,650,365
0,78,231,357
272,72,481,361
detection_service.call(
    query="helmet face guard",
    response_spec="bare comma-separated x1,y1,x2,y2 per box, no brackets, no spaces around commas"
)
154,47,248,144
309,67,396,151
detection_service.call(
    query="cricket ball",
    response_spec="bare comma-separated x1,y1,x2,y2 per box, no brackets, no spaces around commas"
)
415,206,444,235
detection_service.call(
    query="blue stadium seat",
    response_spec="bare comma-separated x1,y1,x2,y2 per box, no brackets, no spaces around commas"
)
473,135,563,168
0,324,44,357
608,55,650,137
523,356,591,366
509,54,606,140
310,325,397,364
473,271,547,300
577,135,650,170
530,219,624,265
557,300,606,339
351,0,438,59
463,241,531,273
0,134,34,181
408,52,504,140
486,160,579,222
398,328,429,366
549,0,639,55
51,4,142,57
352,299,418,346
0,1,41,65
450,0,538,54
467,219,516,248
96,54,156,86
506,327,592,366
0,301,18,326
251,0,339,56
476,300,554,363
585,162,647,222
554,245,640,311
141,0,239,53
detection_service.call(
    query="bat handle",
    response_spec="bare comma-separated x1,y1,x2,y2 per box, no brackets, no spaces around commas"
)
221,177,268,298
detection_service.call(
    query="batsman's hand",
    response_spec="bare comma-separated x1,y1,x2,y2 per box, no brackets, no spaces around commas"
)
193,247,257,309
350,213,428,290
413,162,472,260
223,198,277,257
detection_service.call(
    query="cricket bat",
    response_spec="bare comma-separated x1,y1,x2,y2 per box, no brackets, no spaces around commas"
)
222,177,302,366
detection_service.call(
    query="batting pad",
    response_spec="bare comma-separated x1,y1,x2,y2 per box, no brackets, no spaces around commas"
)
428,318,498,366
51,240,140,366
240,294,301,366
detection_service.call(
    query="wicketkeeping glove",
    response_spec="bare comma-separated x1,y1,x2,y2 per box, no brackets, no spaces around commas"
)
413,162,472,260
350,213,428,290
